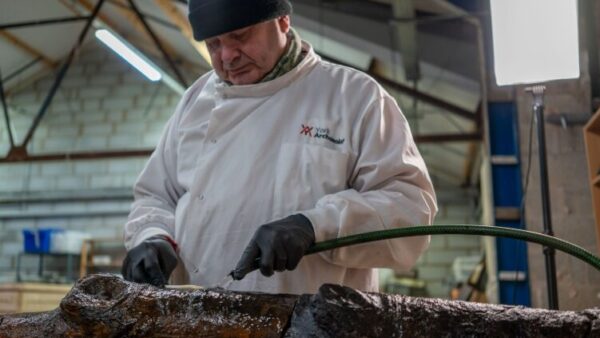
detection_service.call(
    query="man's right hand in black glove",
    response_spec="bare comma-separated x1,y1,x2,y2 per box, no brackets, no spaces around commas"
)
232,214,315,280
121,235,178,287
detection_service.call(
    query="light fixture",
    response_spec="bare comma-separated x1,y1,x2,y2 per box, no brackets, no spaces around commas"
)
95,29,162,82
490,0,580,86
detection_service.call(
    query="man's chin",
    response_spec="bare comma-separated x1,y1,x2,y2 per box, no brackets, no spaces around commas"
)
228,71,260,85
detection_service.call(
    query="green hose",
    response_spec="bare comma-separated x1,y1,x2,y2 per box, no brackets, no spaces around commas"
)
304,224,600,272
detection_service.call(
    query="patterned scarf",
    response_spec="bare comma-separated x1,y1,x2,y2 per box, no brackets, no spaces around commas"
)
259,28,305,83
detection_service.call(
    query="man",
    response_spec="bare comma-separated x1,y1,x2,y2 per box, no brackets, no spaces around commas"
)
122,0,437,294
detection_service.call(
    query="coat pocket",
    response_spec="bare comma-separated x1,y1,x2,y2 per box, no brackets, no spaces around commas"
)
273,142,350,217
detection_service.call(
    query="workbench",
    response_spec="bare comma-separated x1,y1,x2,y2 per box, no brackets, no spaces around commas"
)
0,283,71,313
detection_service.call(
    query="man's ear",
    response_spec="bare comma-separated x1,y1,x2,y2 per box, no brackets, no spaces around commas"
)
278,15,291,33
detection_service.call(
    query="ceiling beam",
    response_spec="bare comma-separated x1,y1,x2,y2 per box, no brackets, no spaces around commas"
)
126,0,187,87
112,0,159,35
391,0,420,81
0,68,15,148
414,132,481,143
58,0,118,31
0,16,89,30
154,0,212,67
61,0,164,50
0,31,56,69
107,0,186,68
0,149,153,163
58,0,185,94
105,0,179,30
64,0,199,73
331,56,476,121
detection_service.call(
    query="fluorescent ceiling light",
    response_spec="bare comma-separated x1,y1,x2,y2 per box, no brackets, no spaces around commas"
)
490,0,580,86
95,29,162,82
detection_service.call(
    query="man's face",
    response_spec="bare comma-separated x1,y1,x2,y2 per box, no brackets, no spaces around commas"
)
205,16,291,85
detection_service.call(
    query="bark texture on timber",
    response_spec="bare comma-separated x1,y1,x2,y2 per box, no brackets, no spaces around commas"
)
1,274,599,337
0,274,297,337
285,284,600,337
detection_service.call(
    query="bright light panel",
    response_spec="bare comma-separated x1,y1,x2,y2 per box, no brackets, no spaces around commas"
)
95,29,162,82
490,0,580,86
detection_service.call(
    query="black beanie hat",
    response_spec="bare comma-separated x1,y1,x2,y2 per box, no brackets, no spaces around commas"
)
188,0,293,41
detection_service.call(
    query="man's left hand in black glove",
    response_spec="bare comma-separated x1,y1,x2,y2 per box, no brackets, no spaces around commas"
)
121,235,178,287
232,214,315,280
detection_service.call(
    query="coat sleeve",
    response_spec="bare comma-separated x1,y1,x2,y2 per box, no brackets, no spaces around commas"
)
300,94,438,271
123,96,188,250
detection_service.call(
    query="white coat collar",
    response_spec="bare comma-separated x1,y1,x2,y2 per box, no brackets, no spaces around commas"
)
212,41,319,98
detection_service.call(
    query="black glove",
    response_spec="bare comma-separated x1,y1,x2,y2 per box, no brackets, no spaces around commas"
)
232,214,315,280
121,235,178,287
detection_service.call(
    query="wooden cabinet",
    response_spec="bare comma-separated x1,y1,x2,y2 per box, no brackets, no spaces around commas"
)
583,109,600,254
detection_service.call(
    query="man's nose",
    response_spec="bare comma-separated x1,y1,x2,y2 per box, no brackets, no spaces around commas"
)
221,45,240,66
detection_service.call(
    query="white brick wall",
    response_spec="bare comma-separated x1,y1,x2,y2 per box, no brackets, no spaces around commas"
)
48,125,79,137
124,108,148,121
113,84,146,97
49,100,80,113
21,204,54,214
28,176,56,191
61,77,88,88
114,121,147,134
1,243,22,256
43,137,77,152
122,72,148,84
74,161,108,175
83,123,113,136
45,112,75,126
103,97,135,111
40,162,72,176
79,86,111,99
75,136,109,150
0,39,185,278
2,179,27,192
56,177,87,190
88,174,122,189
97,62,130,74
82,98,102,111
107,135,142,149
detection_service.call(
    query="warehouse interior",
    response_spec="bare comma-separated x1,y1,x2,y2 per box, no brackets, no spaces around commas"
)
0,0,599,320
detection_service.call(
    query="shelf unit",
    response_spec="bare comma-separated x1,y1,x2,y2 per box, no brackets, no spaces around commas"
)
488,101,531,306
583,108,600,254
15,252,79,283
79,238,126,278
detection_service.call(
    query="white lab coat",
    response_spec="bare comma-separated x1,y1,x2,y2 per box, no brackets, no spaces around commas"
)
124,42,437,294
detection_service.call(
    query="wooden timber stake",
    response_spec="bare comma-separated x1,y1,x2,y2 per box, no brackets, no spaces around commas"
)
0,274,599,337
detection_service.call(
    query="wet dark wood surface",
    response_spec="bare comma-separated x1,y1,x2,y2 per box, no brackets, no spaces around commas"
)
1,274,599,337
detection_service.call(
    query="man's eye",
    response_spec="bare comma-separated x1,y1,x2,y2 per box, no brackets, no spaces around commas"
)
207,40,220,50
233,31,249,41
